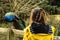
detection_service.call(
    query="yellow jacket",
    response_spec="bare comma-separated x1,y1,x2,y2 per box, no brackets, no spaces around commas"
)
23,25,55,40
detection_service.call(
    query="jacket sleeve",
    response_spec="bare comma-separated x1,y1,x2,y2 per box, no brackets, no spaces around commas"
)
23,27,30,40
51,26,56,34
51,26,56,40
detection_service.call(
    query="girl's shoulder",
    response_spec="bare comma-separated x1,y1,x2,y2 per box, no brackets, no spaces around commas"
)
51,26,55,30
51,26,56,33
24,24,31,32
48,25,55,31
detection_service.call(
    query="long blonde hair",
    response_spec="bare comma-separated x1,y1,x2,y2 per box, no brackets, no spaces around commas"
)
30,8,49,25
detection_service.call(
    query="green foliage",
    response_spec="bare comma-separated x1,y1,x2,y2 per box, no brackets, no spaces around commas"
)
48,0,60,6
0,0,60,23
0,24,6,28
39,4,58,14
0,0,60,35
0,23,10,28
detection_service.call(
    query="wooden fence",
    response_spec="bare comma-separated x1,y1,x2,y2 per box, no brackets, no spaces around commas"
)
0,28,23,40
0,28,60,40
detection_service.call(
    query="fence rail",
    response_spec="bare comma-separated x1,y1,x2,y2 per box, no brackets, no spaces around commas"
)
0,28,23,40
0,28,60,40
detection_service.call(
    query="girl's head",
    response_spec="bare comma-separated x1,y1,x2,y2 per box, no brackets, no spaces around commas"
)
30,8,49,25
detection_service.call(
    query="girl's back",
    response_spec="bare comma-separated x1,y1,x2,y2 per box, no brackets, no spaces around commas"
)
23,8,55,40
23,24,55,40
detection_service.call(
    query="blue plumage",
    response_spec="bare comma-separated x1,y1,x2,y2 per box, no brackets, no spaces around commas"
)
4,15,15,22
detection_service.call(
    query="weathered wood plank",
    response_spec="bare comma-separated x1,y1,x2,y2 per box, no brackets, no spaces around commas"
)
0,28,60,40
0,28,23,37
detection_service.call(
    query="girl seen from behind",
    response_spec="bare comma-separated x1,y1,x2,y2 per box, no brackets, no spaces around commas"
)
23,8,56,40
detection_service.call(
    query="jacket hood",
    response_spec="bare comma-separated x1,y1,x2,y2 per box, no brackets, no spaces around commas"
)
30,22,52,34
